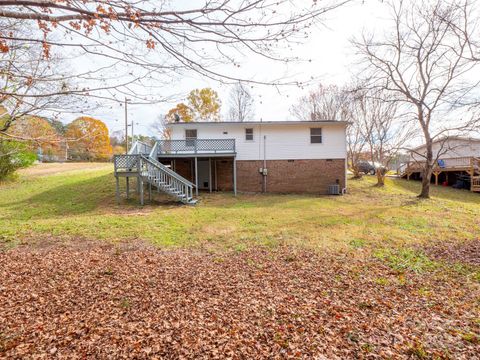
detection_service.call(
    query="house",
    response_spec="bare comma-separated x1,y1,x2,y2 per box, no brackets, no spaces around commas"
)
401,136,480,191
113,120,349,204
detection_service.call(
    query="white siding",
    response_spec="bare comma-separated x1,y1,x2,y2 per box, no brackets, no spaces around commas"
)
169,123,347,161
411,138,480,161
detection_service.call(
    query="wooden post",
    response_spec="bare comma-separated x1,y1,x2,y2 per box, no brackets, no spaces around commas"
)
214,159,218,191
139,176,144,206
115,176,120,204
137,155,143,205
148,181,152,202
209,158,212,193
195,156,199,196
407,173,411,181
233,157,237,196
434,172,439,186
126,177,130,199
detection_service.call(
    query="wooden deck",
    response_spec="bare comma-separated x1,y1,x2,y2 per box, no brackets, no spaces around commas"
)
400,156,480,192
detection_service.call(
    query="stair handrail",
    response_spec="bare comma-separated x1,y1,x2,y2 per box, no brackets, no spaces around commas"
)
127,141,138,155
149,141,158,159
140,155,195,188
128,140,153,155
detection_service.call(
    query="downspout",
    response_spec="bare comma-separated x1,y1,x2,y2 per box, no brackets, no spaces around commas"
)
263,134,267,193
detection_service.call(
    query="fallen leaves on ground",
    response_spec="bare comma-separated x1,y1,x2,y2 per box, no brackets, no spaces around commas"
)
424,239,480,266
0,243,479,359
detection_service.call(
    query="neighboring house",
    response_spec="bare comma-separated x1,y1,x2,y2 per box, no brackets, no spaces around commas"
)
114,120,349,204
401,136,480,191
409,137,480,162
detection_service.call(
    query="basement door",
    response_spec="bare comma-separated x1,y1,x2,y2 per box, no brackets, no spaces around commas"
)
197,159,210,190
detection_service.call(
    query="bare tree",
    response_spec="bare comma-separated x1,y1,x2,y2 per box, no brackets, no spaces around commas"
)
0,19,80,136
346,111,367,179
150,114,171,140
228,83,255,122
353,92,412,186
290,84,352,121
0,0,350,132
354,0,480,198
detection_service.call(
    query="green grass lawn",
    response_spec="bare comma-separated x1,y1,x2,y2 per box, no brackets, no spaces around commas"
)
1,163,479,253
2,164,479,358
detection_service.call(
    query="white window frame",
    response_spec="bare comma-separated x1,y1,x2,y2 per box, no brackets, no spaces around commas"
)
185,129,197,147
310,128,322,144
245,128,254,141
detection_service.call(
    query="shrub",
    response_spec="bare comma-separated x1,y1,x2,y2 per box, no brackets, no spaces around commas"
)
0,139,36,180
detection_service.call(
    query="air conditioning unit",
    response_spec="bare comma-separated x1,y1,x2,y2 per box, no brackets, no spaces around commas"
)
328,184,341,195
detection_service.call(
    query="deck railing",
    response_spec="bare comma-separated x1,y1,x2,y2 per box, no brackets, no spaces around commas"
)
155,139,236,155
472,176,480,192
113,154,141,172
401,156,480,174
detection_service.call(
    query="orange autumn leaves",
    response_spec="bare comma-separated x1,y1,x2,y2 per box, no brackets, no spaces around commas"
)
8,116,63,158
8,116,113,161
66,117,113,161
166,88,221,123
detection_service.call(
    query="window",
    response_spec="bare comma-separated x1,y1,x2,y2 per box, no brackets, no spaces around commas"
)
310,128,322,144
185,129,197,147
245,128,254,141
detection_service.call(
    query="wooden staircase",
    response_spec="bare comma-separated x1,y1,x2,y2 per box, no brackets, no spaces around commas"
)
140,155,196,204
471,157,480,192
114,141,196,205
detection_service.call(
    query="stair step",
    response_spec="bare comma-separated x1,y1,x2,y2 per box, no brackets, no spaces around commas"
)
134,154,197,205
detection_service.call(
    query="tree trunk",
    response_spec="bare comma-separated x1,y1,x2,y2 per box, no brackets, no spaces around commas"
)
419,164,433,198
376,167,386,186
351,164,363,179
418,108,433,199
418,137,433,199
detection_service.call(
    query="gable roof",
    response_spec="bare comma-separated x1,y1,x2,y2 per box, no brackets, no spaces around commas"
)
410,136,480,151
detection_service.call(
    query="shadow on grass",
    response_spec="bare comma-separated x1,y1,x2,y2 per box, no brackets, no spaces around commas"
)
1,173,115,220
195,191,340,210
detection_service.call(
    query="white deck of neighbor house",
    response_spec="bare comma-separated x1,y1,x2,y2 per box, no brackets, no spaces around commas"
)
399,156,480,192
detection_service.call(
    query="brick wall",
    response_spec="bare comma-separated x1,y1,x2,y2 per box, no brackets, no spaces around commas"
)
236,159,346,194
171,159,193,182
214,159,233,191
236,160,264,192
159,157,346,194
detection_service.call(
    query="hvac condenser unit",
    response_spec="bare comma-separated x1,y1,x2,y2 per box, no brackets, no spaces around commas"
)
328,184,341,195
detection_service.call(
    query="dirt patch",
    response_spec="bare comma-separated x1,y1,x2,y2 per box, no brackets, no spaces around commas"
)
19,162,111,177
0,244,479,358
423,239,480,266
2,234,152,253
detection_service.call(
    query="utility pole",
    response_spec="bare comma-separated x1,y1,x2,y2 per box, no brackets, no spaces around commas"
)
124,97,129,154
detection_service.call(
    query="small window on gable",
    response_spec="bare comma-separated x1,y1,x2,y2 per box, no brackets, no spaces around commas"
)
310,128,322,144
185,129,197,146
245,128,254,141
185,129,197,139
